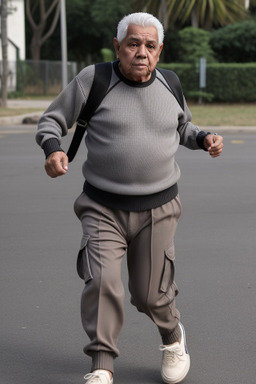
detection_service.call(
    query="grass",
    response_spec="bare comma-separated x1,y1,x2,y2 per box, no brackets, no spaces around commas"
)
189,103,256,126
0,100,255,126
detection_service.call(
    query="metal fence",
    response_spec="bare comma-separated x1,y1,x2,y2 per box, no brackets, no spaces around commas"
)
0,60,78,96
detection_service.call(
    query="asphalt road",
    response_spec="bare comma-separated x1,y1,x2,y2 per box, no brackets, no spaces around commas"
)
1,125,256,384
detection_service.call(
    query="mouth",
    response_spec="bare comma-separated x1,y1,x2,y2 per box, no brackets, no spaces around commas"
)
133,63,147,68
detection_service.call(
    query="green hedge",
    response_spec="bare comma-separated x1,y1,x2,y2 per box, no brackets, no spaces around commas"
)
158,62,256,102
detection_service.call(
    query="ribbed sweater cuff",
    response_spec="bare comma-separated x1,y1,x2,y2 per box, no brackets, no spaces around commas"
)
42,138,64,158
196,130,208,151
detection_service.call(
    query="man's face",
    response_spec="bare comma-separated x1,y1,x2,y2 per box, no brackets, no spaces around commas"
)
113,24,163,82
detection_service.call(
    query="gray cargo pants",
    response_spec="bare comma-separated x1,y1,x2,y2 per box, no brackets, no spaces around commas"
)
74,193,182,373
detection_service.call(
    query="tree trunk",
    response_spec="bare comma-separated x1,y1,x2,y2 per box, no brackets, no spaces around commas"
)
30,28,45,61
26,0,61,61
191,8,199,28
158,0,169,31
1,0,8,107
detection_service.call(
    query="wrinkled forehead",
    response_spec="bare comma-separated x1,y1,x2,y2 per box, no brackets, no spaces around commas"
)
125,24,159,43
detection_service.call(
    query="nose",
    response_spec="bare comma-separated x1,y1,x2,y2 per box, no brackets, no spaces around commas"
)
136,44,147,58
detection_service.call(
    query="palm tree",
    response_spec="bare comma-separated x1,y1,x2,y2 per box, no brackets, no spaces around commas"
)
131,0,247,30
131,0,171,30
175,0,247,29
158,0,169,30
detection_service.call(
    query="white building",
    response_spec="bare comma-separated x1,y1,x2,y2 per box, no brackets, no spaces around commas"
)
7,0,26,60
0,0,26,92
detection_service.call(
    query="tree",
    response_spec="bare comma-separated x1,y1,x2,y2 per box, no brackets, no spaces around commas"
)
25,0,60,60
176,0,247,29
131,0,247,30
131,0,171,30
1,0,8,106
91,0,132,47
248,0,256,14
65,0,103,64
29,0,131,64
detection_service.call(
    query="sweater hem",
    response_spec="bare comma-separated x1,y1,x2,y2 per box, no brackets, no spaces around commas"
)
83,181,178,211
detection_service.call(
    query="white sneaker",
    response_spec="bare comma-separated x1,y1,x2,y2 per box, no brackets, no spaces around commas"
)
84,370,113,384
159,323,190,384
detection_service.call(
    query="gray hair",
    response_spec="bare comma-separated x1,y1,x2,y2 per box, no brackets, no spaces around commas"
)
116,12,164,46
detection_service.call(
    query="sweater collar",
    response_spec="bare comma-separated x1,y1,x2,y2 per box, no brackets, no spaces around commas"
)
113,60,156,87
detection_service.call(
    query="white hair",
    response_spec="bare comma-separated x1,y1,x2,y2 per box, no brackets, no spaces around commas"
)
116,12,164,46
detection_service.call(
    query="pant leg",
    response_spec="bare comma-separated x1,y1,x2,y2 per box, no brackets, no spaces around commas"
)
74,193,127,373
127,196,182,344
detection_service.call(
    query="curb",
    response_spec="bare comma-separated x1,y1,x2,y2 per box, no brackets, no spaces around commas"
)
0,114,256,134
200,126,256,134
0,112,42,125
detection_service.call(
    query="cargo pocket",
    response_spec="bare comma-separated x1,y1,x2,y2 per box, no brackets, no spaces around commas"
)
76,234,93,283
160,244,179,300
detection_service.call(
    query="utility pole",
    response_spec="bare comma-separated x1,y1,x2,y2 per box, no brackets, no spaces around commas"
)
60,0,68,89
0,0,8,107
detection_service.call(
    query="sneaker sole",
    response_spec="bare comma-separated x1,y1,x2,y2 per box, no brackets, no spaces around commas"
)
161,355,190,384
161,323,190,384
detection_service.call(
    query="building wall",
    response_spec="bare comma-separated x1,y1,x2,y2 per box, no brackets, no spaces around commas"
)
7,0,26,60
0,0,25,61
0,0,25,92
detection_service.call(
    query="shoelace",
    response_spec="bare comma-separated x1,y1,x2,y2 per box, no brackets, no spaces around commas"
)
160,345,186,365
84,372,107,384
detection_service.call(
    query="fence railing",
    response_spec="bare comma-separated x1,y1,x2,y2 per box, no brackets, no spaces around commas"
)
1,59,256,101
0,60,78,96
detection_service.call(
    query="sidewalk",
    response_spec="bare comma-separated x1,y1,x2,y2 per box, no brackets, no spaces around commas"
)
1,99,256,133
0,99,51,125
7,99,52,109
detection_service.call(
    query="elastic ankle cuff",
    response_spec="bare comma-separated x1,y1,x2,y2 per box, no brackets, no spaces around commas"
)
161,324,181,345
91,351,114,374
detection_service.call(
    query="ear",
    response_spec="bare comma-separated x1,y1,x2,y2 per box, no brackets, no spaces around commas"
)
113,38,121,59
159,43,164,56
157,43,164,63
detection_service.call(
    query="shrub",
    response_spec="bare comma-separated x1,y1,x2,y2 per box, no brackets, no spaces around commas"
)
158,62,256,102
101,48,114,62
206,63,256,101
158,62,199,96
209,20,256,62
177,27,216,64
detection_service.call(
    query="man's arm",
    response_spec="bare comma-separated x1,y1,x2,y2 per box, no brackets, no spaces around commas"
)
36,65,95,178
177,100,223,157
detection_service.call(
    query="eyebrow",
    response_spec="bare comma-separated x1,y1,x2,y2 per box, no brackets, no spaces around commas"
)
127,36,157,44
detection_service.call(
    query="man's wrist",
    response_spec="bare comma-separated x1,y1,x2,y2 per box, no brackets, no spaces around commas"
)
196,131,208,151
196,131,218,151
42,138,65,158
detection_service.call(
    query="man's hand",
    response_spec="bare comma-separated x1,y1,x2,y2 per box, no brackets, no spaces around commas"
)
204,134,223,158
44,151,69,178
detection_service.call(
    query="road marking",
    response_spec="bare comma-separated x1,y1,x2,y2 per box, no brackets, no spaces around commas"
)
231,140,244,144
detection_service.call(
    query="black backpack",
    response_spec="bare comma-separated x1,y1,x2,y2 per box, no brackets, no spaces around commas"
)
67,62,184,162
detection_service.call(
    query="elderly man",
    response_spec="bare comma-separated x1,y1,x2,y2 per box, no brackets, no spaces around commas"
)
36,12,223,384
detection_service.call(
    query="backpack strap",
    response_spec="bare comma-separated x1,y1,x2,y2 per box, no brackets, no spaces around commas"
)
156,67,184,111
67,62,112,162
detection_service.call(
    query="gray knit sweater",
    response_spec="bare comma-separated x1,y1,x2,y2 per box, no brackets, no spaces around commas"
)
36,61,206,210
